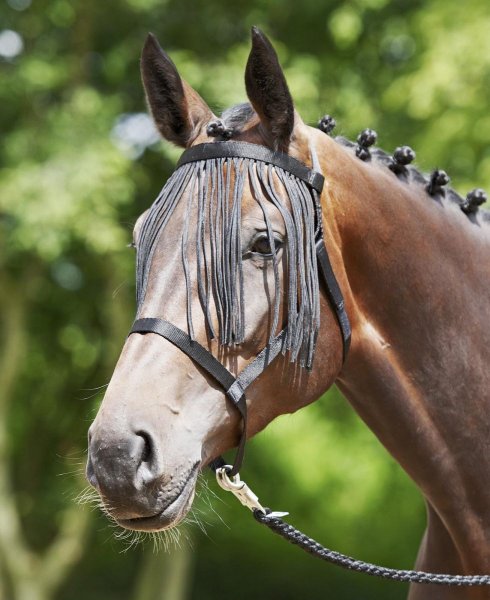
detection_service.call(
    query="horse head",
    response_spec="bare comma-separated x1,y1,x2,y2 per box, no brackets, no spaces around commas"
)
86,29,345,531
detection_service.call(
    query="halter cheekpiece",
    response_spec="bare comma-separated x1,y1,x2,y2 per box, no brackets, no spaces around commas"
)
129,140,351,475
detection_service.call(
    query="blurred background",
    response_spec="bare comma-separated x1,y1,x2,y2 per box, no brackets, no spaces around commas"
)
1,0,489,598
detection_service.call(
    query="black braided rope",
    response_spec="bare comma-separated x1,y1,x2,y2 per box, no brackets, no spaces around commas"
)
253,510,490,586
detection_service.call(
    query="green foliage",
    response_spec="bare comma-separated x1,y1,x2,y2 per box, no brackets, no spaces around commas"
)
0,0,488,598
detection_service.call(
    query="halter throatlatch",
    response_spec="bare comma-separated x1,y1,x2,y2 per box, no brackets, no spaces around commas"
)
130,141,351,475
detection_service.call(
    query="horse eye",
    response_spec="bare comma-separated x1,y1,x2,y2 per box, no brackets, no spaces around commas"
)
250,234,283,257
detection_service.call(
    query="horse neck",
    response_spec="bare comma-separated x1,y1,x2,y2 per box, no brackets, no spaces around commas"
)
316,133,490,574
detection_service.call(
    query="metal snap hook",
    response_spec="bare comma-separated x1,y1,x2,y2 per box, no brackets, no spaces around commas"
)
216,466,266,514
215,466,288,518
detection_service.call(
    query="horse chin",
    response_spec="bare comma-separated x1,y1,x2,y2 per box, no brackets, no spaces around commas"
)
113,466,199,532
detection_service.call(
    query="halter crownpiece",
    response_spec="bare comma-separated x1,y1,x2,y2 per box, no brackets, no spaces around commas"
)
130,140,350,475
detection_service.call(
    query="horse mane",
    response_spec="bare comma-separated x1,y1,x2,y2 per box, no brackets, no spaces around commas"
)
221,103,490,226
335,136,490,224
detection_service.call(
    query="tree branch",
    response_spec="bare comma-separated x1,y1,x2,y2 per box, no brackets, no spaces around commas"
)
0,277,36,586
39,496,91,595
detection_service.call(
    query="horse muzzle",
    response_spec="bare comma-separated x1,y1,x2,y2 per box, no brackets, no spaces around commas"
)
86,424,199,531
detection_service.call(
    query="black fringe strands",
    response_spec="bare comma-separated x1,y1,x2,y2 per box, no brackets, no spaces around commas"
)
135,157,321,369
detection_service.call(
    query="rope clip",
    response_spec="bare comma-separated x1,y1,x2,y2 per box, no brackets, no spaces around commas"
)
215,466,288,518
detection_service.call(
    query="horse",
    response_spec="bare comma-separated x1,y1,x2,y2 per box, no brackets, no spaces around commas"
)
86,28,490,600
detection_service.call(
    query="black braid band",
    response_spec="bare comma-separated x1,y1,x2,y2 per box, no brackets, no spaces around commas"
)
253,509,490,586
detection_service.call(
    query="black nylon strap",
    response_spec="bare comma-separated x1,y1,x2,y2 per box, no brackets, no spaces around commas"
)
130,319,289,475
131,318,236,389
130,318,264,476
177,142,325,194
236,329,288,390
315,239,351,361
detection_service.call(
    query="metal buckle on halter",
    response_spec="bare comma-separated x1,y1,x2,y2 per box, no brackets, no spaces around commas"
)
215,466,288,518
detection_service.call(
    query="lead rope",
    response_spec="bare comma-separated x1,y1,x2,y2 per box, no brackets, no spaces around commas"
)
215,467,490,586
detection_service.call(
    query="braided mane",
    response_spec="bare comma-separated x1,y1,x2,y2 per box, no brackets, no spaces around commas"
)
335,136,490,224
220,103,489,225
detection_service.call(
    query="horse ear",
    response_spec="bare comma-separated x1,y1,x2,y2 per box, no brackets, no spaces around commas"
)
140,33,213,147
245,27,295,150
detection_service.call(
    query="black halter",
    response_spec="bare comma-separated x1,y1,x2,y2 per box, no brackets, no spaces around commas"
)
129,141,351,475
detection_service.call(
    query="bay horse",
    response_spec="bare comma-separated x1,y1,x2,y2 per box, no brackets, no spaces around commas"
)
86,28,490,599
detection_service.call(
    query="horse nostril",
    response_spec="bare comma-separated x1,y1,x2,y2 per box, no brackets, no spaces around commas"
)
86,427,161,495
134,430,160,486
136,430,153,464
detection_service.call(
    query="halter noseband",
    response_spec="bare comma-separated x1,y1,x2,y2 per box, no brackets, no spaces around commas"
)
129,141,351,475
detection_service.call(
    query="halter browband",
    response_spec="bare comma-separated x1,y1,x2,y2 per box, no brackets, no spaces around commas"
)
130,141,351,475
176,141,325,193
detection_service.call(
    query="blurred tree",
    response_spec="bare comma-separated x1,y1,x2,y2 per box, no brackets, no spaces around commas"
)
0,0,488,598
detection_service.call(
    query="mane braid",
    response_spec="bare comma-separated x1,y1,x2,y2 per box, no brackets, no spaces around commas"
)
334,133,489,220
135,155,322,369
